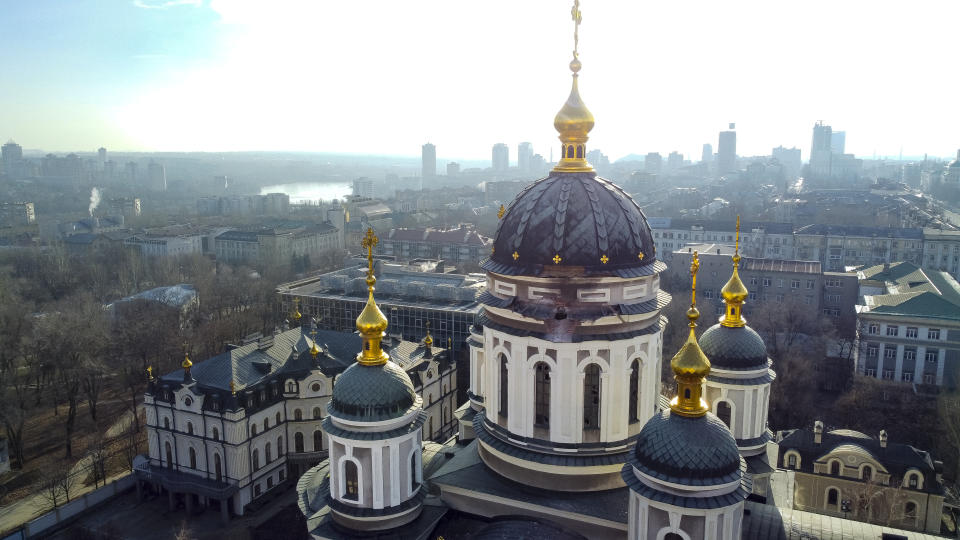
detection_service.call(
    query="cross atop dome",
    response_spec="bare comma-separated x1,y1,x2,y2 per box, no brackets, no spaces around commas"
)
552,0,595,173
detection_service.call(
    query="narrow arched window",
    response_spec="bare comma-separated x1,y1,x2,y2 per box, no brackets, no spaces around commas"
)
313,407,322,419
294,409,303,421
163,417,170,429
410,452,419,493
717,401,732,429
275,412,281,425
534,362,551,428
313,430,323,451
344,461,359,501
295,432,304,453
165,442,173,469
214,454,222,482
499,354,509,417
263,418,269,431
629,359,640,423
583,364,601,429
827,488,839,508
787,454,797,469
212,427,220,441
277,436,283,455
251,425,257,436
862,465,873,481
831,461,840,475
187,422,193,435
253,449,260,471
189,447,197,469
265,442,272,463
905,501,917,518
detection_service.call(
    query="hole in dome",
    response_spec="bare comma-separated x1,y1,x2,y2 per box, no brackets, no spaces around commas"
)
555,308,567,320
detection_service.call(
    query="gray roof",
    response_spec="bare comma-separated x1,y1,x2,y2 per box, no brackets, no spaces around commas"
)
796,223,923,239
632,411,743,486
699,324,771,370
651,218,794,235
328,361,419,422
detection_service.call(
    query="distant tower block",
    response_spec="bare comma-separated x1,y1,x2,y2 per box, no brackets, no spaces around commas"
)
421,143,436,178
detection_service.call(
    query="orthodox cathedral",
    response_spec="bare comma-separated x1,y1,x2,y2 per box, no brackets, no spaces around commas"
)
294,4,936,540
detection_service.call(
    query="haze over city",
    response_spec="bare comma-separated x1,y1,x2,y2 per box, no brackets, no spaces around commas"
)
3,0,960,160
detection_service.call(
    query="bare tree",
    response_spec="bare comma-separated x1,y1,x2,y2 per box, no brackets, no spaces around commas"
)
37,463,72,510
87,435,108,489
81,358,108,423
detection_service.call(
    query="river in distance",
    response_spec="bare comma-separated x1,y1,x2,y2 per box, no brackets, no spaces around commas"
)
260,182,352,204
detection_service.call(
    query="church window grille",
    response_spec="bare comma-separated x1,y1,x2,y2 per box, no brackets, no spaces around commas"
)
499,354,509,417
629,360,640,423
717,401,732,429
534,362,551,428
583,364,601,429
295,432,304,452
313,430,323,451
344,461,359,501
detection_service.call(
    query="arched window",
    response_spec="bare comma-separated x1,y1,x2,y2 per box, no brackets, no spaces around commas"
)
287,381,296,393
294,409,303,421
189,447,197,469
499,354,509,416
665,534,684,540
787,454,797,469
265,443,272,463
163,417,170,429
583,364,601,429
629,360,640,423
904,501,917,518
277,436,283,455
344,461,359,501
534,362,551,428
212,427,220,441
830,461,840,475
862,465,873,481
313,407,322,419
275,412,281,425
295,432,304,453
214,454,222,482
165,442,173,469
313,430,323,451
263,418,269,431
717,401,732,429
253,449,260,471
251,424,257,436
826,488,839,508
908,473,920,489
410,452,419,493
187,422,193,435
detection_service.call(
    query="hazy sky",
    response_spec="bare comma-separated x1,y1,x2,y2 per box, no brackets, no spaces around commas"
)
2,1,958,162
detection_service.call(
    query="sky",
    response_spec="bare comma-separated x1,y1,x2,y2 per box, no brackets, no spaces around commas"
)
2,0,959,163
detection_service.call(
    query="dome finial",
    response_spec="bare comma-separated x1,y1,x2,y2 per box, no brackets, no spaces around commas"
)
670,251,711,417
720,215,748,327
356,228,389,365
291,297,302,322
552,0,595,173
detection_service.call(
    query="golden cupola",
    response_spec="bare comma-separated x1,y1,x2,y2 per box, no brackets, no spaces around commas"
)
720,216,748,328
356,228,389,366
670,252,711,418
552,0,595,173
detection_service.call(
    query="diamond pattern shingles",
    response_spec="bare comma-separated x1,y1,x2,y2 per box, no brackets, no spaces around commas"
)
633,411,742,486
698,323,769,369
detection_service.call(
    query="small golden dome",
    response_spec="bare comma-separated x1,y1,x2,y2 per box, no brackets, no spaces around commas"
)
554,75,595,144
356,292,388,337
721,255,749,304
671,329,711,379
424,332,433,348
181,353,192,370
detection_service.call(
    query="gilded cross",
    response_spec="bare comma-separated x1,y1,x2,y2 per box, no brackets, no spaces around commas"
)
571,0,582,58
512,251,519,261
146,365,153,380
638,252,645,260
600,254,609,264
690,251,700,308
361,228,378,275
553,254,562,264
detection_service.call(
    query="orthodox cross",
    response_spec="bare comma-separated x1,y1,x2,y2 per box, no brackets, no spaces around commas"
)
361,228,378,276
571,0,582,59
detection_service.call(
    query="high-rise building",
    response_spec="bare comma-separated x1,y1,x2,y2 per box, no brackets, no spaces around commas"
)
517,142,533,173
124,162,138,184
809,121,833,178
701,143,713,163
97,147,106,169
421,143,436,178
830,131,845,154
446,161,460,177
772,146,802,180
2,140,23,163
147,161,166,192
666,151,683,172
717,123,737,174
353,177,374,198
586,148,609,171
644,152,662,174
492,143,509,172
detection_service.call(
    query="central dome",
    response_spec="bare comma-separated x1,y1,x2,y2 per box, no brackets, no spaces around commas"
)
483,171,656,277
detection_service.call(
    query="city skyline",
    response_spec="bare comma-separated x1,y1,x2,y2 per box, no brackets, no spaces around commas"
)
2,1,959,161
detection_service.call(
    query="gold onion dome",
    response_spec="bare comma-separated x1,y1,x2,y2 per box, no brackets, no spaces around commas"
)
181,353,192,370
552,1,594,173
720,216,748,327
669,252,711,417
355,228,389,365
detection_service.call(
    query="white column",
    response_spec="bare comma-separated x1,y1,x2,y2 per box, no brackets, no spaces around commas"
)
371,445,383,509
599,372,612,441
389,442,400,506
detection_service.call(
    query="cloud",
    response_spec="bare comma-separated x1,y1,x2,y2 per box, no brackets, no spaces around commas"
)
133,0,202,9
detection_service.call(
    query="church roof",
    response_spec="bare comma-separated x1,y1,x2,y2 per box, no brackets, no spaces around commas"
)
328,361,419,422
699,324,770,370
